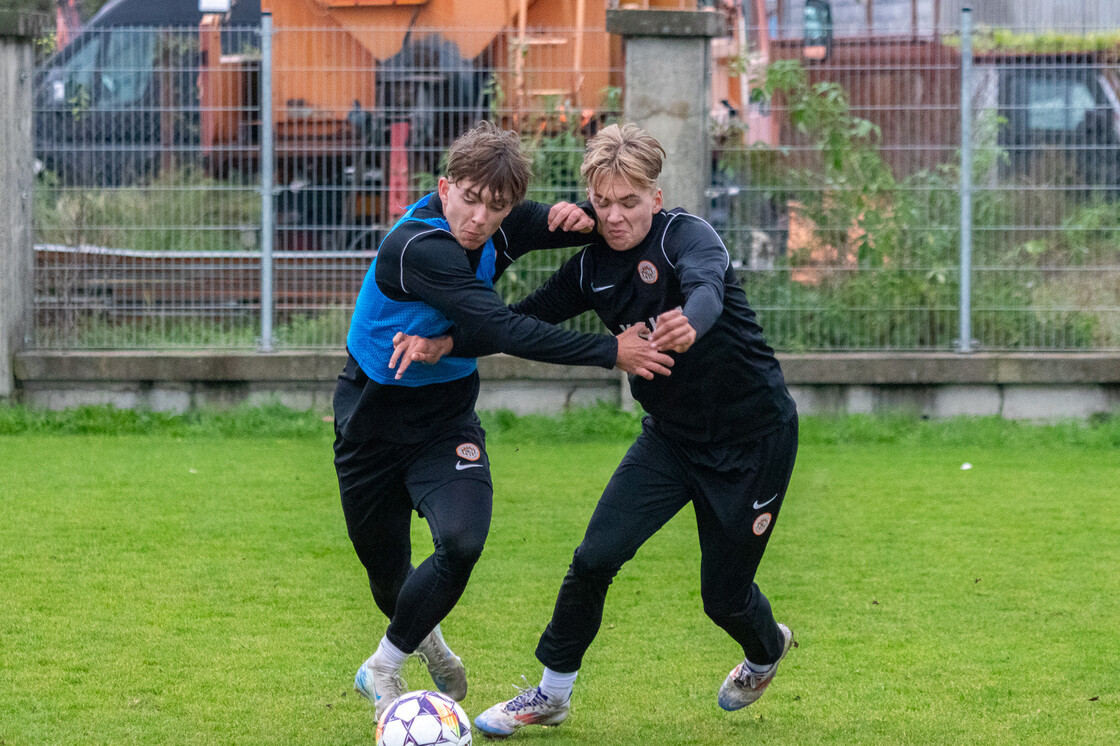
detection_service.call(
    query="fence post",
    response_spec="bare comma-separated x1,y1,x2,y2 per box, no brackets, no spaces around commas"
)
958,7,973,353
259,11,275,352
605,9,724,216
0,14,37,399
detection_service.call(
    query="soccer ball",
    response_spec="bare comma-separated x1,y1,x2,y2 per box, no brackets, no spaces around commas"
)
376,690,472,746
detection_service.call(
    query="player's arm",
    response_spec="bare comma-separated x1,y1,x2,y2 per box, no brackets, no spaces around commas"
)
387,332,453,377
392,234,670,377
391,324,665,381
450,249,591,359
495,200,595,270
649,217,729,353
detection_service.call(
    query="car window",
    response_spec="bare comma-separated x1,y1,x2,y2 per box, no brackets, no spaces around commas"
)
50,36,101,105
1027,78,1096,131
98,28,156,109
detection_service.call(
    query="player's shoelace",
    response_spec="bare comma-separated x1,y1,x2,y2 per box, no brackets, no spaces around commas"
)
415,649,457,683
504,678,549,712
733,664,769,689
370,665,406,697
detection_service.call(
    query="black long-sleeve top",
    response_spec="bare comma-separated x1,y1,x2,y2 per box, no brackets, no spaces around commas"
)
453,207,797,451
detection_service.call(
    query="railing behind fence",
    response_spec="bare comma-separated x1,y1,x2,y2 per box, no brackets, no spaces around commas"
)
29,14,1120,352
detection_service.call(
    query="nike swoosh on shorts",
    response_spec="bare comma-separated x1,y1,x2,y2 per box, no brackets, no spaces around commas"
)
752,493,778,509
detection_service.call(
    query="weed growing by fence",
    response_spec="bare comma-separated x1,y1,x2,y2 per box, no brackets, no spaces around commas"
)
35,166,259,253
719,59,1109,350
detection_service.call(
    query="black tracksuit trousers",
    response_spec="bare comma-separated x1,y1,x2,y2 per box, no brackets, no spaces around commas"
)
535,415,798,672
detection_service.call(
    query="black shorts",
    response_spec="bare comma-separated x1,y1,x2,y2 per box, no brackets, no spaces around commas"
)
335,421,492,522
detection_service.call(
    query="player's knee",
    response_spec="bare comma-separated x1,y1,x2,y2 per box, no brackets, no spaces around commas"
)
434,529,486,571
570,548,621,584
702,582,762,623
702,596,737,624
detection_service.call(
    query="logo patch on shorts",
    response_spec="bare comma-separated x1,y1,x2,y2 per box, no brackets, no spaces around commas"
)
637,260,658,284
752,512,772,536
456,443,481,461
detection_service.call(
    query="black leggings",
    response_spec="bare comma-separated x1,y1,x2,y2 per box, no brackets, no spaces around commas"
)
336,428,493,653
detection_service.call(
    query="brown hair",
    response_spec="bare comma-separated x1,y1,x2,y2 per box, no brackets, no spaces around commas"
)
581,123,665,192
444,121,532,205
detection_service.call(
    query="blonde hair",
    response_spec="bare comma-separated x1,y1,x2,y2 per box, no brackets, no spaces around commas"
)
581,123,665,192
445,121,532,204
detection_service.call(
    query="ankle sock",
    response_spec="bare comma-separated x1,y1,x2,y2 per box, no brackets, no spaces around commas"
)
539,667,577,702
374,636,409,670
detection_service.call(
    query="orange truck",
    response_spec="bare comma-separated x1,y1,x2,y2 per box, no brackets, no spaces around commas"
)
198,0,742,249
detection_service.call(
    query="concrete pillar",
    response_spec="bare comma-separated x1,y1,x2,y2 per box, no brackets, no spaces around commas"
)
606,9,725,216
0,13,38,400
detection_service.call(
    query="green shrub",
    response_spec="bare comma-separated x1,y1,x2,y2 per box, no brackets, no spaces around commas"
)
720,59,1113,350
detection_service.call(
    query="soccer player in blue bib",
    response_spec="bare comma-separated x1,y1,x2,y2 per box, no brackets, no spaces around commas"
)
393,123,799,735
335,121,674,723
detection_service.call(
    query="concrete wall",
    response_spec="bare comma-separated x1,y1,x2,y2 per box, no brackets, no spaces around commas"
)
606,9,725,216
13,351,1120,421
0,20,36,400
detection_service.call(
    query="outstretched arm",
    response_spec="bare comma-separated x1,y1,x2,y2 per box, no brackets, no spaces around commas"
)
389,324,673,380
496,200,596,270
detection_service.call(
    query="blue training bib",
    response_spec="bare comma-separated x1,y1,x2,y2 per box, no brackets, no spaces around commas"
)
346,195,497,386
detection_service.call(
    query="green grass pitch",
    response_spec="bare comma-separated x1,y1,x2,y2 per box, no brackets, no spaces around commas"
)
1,408,1118,744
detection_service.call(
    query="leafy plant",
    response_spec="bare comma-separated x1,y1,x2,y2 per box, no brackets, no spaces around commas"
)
945,28,1120,54
713,58,1112,351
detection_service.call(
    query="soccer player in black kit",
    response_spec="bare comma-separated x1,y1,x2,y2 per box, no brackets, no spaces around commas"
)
394,123,799,736
334,121,673,723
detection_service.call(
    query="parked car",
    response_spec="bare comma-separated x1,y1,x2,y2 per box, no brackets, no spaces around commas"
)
34,0,260,186
977,52,1120,193
785,2,1120,192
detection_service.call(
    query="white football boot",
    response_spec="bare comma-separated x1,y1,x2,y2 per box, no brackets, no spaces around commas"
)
415,626,468,701
717,623,794,711
354,653,408,723
474,682,570,738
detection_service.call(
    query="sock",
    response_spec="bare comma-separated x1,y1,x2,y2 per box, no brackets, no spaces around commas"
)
373,636,410,670
744,658,774,674
539,667,577,702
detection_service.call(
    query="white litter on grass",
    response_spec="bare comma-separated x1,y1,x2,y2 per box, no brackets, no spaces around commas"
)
960,463,973,470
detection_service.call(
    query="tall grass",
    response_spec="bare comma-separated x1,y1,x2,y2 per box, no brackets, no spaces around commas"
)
35,167,259,253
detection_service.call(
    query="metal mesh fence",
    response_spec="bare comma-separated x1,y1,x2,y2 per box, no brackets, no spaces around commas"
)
33,24,271,349
715,11,1120,351
29,10,1120,352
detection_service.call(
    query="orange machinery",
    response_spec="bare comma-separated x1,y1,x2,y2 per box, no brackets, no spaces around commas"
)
198,0,733,246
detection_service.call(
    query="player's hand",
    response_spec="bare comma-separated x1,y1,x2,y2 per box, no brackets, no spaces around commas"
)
548,201,595,233
615,323,674,380
650,307,696,353
389,333,453,379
